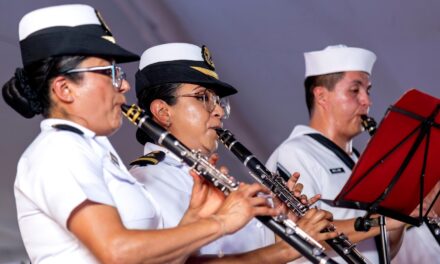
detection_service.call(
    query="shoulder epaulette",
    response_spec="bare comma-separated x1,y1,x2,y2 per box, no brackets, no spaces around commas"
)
130,151,165,167
52,124,84,135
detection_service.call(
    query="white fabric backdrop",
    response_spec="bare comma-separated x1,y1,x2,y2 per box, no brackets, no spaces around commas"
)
0,1,438,262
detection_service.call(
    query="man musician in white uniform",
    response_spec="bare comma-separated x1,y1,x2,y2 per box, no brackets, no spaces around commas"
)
266,45,407,263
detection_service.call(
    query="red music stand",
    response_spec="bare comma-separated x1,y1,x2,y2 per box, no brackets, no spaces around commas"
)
333,89,440,226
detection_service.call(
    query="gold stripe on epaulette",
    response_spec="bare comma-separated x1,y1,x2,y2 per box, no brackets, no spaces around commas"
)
136,157,159,165
191,66,219,80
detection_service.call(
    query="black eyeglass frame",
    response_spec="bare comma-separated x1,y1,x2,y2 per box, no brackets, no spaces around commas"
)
63,64,126,90
174,89,231,119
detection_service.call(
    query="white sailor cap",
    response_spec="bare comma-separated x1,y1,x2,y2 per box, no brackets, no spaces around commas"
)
18,4,139,66
304,45,377,78
135,43,237,98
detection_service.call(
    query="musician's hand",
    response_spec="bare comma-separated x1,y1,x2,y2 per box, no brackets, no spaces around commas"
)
180,171,225,225
286,172,321,206
272,208,337,260
297,208,337,242
214,183,280,234
208,153,230,175
207,152,220,165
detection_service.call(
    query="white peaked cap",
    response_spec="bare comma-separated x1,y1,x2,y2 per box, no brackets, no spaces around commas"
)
17,4,139,66
139,43,204,70
135,42,237,98
304,45,377,77
19,4,100,41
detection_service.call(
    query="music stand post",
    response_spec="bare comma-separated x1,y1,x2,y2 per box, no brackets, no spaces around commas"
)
354,214,390,264
333,89,440,264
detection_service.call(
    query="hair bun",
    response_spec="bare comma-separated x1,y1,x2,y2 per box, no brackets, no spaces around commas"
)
1,68,42,118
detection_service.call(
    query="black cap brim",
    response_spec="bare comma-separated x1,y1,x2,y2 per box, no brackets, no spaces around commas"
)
135,61,237,99
20,26,139,66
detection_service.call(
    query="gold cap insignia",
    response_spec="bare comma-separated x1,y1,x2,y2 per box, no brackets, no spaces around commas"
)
201,45,215,70
95,9,116,43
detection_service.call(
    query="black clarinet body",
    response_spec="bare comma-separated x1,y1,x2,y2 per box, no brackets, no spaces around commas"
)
122,104,338,264
216,128,369,264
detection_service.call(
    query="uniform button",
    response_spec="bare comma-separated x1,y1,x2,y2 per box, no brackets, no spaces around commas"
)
256,222,263,228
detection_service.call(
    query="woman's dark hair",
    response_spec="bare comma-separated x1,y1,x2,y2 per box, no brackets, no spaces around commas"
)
304,72,345,116
2,56,86,118
137,82,181,114
136,82,182,144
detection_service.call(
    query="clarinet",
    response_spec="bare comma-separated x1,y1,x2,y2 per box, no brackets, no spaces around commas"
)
121,104,338,264
424,217,440,245
216,128,370,264
363,114,440,246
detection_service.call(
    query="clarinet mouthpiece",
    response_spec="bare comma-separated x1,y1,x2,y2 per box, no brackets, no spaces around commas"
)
121,103,130,113
361,114,377,136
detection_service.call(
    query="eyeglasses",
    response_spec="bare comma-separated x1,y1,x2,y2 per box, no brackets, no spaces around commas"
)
175,89,231,119
63,64,126,90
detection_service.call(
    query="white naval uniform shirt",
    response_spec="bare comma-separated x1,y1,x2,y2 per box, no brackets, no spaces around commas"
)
392,223,440,264
130,143,276,255
266,125,379,264
15,119,161,264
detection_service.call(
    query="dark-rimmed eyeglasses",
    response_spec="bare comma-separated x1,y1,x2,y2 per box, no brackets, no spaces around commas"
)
175,89,231,119
63,64,126,90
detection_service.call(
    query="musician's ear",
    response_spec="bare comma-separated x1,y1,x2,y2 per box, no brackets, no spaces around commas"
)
51,76,74,103
150,99,171,128
313,86,328,108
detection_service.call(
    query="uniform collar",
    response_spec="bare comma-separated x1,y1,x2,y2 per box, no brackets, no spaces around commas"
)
288,125,321,139
290,125,358,160
41,118,96,138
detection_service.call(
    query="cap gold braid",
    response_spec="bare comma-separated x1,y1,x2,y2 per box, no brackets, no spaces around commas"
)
202,45,215,70
95,9,116,43
190,66,219,79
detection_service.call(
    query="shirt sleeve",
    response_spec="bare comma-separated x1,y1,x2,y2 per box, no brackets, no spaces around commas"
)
17,133,115,229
